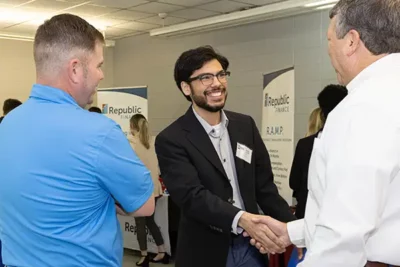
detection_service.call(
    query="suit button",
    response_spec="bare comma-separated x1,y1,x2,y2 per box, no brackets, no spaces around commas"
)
228,198,234,204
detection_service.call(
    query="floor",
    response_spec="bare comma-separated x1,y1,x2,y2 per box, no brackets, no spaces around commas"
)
123,249,175,267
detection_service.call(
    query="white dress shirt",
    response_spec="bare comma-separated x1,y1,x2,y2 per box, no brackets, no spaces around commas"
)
193,108,245,234
287,53,400,266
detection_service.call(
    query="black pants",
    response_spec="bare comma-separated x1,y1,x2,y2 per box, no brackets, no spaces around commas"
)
134,198,164,251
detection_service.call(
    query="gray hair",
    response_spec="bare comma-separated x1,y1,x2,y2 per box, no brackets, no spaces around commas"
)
329,0,400,55
34,14,105,75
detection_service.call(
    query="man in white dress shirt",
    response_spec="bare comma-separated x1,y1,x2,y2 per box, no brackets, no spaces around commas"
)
249,0,400,266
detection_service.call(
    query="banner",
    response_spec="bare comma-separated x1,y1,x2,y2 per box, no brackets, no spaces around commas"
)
262,68,295,205
118,196,171,255
97,86,148,136
97,87,171,255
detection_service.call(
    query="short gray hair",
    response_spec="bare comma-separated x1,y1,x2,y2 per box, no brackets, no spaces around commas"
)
329,0,400,55
34,14,105,75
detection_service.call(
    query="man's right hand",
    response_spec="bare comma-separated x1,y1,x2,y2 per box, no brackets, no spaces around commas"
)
238,212,286,254
247,216,292,254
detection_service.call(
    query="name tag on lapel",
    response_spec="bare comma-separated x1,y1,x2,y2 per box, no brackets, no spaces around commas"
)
236,143,252,164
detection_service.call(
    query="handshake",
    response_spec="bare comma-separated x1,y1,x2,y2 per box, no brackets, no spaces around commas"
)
238,212,292,255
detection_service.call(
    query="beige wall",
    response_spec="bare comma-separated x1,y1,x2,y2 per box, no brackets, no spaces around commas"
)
0,38,114,111
112,11,337,143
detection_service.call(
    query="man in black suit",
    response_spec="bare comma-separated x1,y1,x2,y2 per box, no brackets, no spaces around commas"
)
155,46,295,267
289,85,348,219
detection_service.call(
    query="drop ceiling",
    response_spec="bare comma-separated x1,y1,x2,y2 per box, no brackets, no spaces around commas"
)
0,0,289,40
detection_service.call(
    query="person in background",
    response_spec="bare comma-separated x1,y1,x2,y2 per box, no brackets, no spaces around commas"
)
288,85,347,262
88,106,102,113
129,114,169,267
0,14,154,267
0,97,22,266
290,85,347,220
305,108,324,137
0,98,22,123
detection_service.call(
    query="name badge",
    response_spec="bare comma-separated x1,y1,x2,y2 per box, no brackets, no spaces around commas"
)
236,143,252,164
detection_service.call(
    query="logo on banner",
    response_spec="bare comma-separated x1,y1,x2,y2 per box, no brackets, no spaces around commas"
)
102,104,108,114
264,93,290,113
101,105,142,119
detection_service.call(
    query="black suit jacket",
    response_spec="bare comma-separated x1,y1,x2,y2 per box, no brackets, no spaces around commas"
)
155,108,295,267
289,133,318,219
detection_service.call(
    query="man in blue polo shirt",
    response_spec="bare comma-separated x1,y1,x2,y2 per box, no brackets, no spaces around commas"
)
0,14,154,267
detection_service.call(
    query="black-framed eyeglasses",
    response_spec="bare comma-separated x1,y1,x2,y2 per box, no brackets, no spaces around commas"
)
187,71,231,86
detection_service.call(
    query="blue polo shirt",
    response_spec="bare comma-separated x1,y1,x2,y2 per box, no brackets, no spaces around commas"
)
0,84,153,267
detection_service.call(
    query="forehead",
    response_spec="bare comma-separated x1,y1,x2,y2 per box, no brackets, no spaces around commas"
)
327,16,337,36
191,59,223,77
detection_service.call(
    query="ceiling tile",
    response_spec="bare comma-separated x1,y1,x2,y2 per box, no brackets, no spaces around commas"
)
197,0,253,13
170,8,221,20
112,30,146,39
0,20,15,28
57,0,91,3
0,7,49,25
129,2,184,14
2,22,39,34
90,0,149,9
114,21,158,31
20,0,78,12
105,26,136,36
232,0,284,5
137,15,187,26
87,17,128,29
103,10,153,21
158,0,217,7
0,0,33,6
65,4,118,17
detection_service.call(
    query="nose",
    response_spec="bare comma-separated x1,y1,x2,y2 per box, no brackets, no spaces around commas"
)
211,75,222,87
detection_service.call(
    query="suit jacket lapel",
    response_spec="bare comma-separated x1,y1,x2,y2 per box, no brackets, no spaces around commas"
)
183,108,229,180
226,113,245,184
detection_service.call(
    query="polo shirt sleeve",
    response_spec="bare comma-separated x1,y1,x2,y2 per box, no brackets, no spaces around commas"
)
95,125,154,213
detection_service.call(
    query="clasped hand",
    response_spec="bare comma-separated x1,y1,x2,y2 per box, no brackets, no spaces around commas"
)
238,212,291,254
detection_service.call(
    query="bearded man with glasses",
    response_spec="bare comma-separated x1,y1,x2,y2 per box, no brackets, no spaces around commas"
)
155,45,295,267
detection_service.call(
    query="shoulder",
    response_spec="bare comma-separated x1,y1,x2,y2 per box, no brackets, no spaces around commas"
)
224,110,252,123
157,115,186,140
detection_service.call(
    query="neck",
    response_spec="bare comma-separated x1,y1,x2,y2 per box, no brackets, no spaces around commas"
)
350,53,387,83
37,74,70,94
193,104,221,126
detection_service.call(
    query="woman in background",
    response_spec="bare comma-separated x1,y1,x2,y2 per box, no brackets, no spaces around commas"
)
289,107,324,220
129,114,169,267
305,107,324,137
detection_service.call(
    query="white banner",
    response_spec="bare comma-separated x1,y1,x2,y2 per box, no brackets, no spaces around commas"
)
97,87,171,254
97,86,148,136
118,196,171,255
262,68,295,205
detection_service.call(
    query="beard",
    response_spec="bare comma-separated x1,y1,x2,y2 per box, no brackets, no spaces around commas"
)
190,86,227,113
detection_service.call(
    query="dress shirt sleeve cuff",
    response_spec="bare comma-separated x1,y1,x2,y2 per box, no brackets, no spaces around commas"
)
231,210,245,235
287,219,306,248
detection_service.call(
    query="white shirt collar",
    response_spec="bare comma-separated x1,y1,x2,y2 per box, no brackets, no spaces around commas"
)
192,106,229,135
347,53,400,93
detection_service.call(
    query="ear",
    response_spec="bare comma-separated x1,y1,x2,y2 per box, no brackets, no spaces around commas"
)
181,81,191,97
68,58,83,84
344,29,361,56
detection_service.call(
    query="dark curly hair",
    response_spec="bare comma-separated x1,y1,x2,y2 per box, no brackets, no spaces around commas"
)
174,45,229,102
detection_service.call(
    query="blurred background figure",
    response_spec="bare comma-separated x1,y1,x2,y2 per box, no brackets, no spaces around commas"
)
290,84,347,219
0,98,22,123
88,106,102,113
305,107,324,137
288,84,347,263
129,114,169,267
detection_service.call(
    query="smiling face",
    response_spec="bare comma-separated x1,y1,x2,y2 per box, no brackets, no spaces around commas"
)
181,59,228,113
